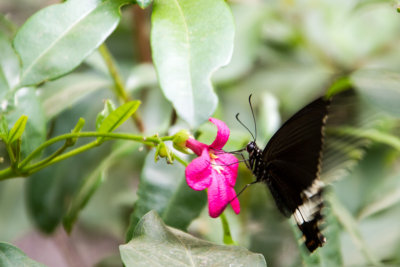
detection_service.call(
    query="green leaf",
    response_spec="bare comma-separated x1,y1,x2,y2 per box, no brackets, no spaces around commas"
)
136,0,152,9
98,101,140,133
5,87,46,158
7,115,28,144
352,69,400,117
0,242,45,267
0,31,20,93
151,0,234,127
13,0,129,86
0,116,8,141
125,150,206,241
96,99,116,131
121,211,267,267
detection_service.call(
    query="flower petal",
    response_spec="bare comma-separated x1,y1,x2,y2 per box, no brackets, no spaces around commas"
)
207,175,228,218
186,138,207,156
207,169,240,218
215,153,239,187
209,118,230,150
185,149,212,190
228,188,240,214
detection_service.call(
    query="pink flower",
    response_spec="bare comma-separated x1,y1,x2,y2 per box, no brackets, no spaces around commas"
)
185,118,240,218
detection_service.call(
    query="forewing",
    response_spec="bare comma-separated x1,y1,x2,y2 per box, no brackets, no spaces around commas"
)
263,97,330,189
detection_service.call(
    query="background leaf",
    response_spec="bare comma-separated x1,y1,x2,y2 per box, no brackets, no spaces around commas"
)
13,0,129,86
0,242,45,267
39,72,111,120
151,0,234,127
121,210,267,267
0,31,20,94
352,69,400,117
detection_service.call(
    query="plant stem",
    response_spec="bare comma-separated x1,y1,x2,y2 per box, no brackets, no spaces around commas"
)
173,154,188,167
0,131,176,181
25,141,99,174
220,212,236,245
98,44,145,132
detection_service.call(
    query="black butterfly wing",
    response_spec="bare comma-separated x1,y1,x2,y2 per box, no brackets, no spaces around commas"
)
262,97,329,252
262,97,329,198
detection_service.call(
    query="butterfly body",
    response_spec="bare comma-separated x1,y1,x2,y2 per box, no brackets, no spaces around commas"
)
245,97,330,252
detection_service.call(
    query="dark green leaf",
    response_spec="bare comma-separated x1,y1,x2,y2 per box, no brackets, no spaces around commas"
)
121,211,267,267
13,0,129,86
0,242,45,267
125,150,206,241
26,91,111,233
98,101,140,134
7,115,28,144
63,142,135,233
151,0,234,127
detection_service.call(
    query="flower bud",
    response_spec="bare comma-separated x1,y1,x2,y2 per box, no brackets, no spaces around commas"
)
172,130,191,154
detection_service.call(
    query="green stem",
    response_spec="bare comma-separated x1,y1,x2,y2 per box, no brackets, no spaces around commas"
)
5,143,16,168
25,141,71,172
18,132,169,169
173,153,188,167
25,141,99,174
98,44,129,102
98,44,144,132
220,212,236,245
0,132,177,181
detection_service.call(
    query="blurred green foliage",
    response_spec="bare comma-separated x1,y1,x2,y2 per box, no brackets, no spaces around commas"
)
1,0,400,266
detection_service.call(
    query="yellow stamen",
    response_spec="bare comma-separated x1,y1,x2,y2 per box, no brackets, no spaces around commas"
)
209,151,224,174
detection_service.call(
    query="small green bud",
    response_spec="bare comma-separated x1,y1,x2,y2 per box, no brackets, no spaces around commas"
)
158,142,168,158
155,142,174,164
172,130,191,154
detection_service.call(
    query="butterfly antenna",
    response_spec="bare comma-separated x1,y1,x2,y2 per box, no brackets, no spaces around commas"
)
236,113,255,141
249,94,257,142
228,180,258,205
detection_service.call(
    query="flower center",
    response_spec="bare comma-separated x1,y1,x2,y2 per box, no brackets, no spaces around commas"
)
209,152,224,174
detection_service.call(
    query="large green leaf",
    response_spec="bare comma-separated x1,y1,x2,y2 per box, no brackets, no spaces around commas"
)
0,242,45,267
0,31,19,94
151,0,234,127
13,0,129,86
125,150,206,241
121,211,266,267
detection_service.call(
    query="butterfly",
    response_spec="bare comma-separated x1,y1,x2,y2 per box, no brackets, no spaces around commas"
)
237,95,330,252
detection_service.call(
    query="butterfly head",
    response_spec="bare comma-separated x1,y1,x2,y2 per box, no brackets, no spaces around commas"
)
246,141,256,154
